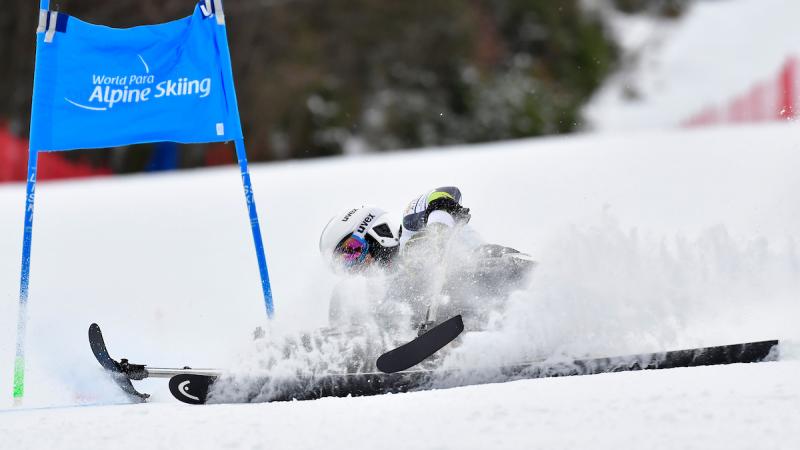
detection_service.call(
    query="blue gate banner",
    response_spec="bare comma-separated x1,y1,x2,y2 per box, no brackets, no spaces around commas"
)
30,2,242,152
14,0,274,406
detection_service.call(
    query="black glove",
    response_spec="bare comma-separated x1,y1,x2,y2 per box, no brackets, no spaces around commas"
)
426,197,471,224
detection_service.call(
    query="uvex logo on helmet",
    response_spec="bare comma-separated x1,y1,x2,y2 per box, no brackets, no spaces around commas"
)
357,214,375,233
341,209,359,222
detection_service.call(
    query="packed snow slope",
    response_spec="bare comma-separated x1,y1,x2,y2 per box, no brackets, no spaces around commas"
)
0,122,799,449
2,362,799,450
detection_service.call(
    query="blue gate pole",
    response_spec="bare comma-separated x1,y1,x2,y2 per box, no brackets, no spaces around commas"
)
12,0,49,406
234,138,274,318
13,149,39,405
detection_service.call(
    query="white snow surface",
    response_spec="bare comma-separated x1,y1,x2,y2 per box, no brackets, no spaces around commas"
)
0,122,799,448
585,0,800,130
2,362,799,450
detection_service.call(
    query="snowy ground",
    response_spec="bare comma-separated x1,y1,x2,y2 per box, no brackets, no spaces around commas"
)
0,121,798,448
1,360,799,450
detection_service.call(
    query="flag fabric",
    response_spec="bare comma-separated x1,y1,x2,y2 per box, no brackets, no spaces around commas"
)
31,1,241,152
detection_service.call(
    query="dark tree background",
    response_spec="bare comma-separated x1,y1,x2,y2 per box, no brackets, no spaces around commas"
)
0,0,621,172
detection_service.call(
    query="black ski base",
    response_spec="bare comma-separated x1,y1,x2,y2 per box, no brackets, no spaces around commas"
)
377,315,464,373
173,339,779,405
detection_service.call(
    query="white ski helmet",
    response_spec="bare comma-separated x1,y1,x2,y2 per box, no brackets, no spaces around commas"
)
319,205,400,270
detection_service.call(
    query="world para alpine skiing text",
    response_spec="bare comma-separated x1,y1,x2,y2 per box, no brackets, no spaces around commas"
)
86,74,212,109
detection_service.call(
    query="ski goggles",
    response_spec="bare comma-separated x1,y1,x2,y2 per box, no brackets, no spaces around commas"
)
335,234,370,268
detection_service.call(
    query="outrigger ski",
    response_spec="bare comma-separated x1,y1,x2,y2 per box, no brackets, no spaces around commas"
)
88,323,222,402
377,314,464,373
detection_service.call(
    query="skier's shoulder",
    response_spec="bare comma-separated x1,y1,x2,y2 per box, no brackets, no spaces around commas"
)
417,186,464,210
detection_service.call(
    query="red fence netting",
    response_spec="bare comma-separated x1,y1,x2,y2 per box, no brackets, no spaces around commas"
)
0,124,111,183
683,56,798,127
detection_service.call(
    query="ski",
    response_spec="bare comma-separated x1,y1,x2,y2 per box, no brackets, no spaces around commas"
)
168,339,779,405
89,322,778,406
376,314,465,373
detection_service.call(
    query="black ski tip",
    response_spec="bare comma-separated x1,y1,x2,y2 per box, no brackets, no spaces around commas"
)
169,374,215,405
88,323,101,343
377,314,464,374
88,323,150,403
88,323,115,371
